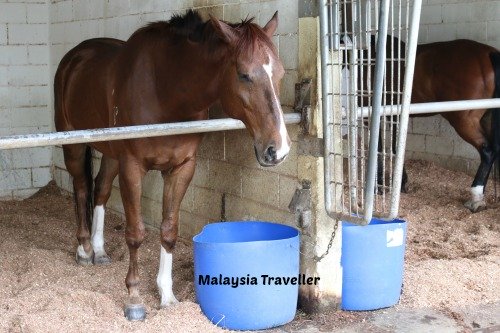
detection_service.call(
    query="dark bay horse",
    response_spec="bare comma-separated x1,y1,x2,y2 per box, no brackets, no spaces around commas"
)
377,38,500,212
54,10,290,320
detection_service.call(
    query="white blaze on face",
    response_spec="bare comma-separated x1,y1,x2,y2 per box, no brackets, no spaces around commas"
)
470,185,484,202
157,246,178,307
262,53,290,160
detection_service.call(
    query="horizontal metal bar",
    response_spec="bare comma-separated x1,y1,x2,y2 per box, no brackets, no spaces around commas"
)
357,98,500,118
0,113,302,150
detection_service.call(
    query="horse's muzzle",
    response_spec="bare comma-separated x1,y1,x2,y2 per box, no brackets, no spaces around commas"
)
254,145,288,167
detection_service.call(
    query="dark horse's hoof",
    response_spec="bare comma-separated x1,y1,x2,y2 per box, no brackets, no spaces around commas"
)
124,304,146,321
76,253,93,266
93,253,112,265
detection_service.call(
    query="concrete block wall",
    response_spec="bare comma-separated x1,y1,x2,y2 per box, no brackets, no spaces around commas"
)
0,0,51,199
50,0,300,238
404,0,500,175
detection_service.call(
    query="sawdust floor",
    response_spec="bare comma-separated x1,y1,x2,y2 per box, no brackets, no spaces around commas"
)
0,159,498,332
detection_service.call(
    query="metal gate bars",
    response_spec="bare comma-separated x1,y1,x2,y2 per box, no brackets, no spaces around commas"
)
319,0,422,224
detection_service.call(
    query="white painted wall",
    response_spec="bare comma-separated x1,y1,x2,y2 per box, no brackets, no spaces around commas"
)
0,0,51,199
405,0,500,175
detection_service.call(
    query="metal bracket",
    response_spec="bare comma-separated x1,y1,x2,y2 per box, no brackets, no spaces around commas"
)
294,79,313,135
288,180,312,228
298,135,324,157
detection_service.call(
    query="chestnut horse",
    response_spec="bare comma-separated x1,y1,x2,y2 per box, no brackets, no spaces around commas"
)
374,38,500,212
54,10,290,320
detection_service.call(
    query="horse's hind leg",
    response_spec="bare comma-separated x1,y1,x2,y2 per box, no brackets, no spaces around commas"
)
119,158,147,321
464,143,494,212
92,155,119,265
63,144,94,265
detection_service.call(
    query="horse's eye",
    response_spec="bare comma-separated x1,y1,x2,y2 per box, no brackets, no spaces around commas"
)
238,72,252,83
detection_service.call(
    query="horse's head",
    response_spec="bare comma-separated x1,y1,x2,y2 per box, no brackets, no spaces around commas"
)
211,12,290,167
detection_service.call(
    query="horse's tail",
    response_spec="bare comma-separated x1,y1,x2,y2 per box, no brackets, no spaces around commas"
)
489,51,500,181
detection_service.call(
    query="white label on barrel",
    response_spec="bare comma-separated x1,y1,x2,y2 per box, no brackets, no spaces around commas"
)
386,228,404,247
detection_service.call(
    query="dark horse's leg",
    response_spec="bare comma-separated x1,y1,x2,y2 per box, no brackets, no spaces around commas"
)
464,143,494,212
91,156,119,265
119,158,147,321
157,157,196,307
63,144,94,265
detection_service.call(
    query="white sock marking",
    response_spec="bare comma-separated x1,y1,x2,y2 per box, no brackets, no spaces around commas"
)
157,246,178,307
77,245,91,259
470,185,484,202
262,54,290,160
91,205,105,256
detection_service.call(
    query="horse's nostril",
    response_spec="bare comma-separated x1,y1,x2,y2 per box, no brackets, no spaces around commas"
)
265,146,277,161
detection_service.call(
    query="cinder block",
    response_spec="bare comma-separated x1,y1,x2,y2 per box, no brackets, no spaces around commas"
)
0,45,28,65
0,169,31,190
224,130,259,168
427,23,458,42
279,34,298,70
208,0,240,7
180,184,195,213
425,135,454,156
10,147,52,168
453,140,479,160
0,24,6,45
51,0,73,23
27,45,48,64
8,24,48,45
141,196,162,228
271,142,298,177
27,3,48,23
88,0,105,19
10,107,51,127
142,170,163,200
32,167,51,187
242,167,280,207
7,65,48,86
275,0,298,35
0,189,13,200
0,3,27,24
456,22,487,41
197,132,225,161
411,116,440,135
106,0,131,18
239,2,261,24
208,160,242,196
471,1,500,22
107,187,124,214
179,210,209,239
487,21,500,44
72,0,90,21
420,5,442,25
192,187,223,221
442,3,472,23
0,67,7,86
280,69,298,107
194,6,223,21
223,4,241,22
225,194,295,225
192,158,209,188
279,175,299,211
405,133,426,153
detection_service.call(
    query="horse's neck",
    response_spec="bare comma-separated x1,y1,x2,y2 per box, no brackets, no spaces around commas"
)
151,42,228,119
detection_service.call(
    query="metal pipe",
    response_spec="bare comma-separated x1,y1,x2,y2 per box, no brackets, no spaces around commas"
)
390,0,423,219
0,113,302,150
362,0,391,225
356,98,500,118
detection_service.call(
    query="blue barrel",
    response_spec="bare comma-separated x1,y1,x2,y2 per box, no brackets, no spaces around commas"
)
193,221,300,330
341,218,407,310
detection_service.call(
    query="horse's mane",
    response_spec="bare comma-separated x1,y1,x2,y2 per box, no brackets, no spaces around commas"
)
130,10,275,56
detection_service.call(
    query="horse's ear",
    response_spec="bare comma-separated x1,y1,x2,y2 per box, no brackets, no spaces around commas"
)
263,11,278,37
210,15,238,45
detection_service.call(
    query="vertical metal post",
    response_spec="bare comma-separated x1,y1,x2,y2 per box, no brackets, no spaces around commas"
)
362,0,391,224
389,0,423,219
319,0,334,217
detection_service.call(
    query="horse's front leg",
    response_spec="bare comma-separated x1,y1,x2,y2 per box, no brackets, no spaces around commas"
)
465,144,494,212
118,159,147,321
157,157,196,308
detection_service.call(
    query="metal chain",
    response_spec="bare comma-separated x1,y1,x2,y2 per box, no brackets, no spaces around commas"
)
314,220,339,262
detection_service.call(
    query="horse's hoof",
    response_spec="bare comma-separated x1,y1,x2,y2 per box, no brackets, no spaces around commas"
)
160,294,179,308
76,253,93,266
93,253,112,265
124,303,146,321
464,200,487,213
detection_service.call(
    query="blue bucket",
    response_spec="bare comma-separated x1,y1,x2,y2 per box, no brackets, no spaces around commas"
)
341,218,407,311
193,221,300,330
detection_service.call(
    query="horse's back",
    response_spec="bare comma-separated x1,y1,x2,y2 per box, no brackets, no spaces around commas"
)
54,38,124,132
413,39,498,103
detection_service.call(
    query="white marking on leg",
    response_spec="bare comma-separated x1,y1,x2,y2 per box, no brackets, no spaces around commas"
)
263,54,290,160
77,245,91,259
91,205,106,256
471,185,484,202
157,246,178,307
